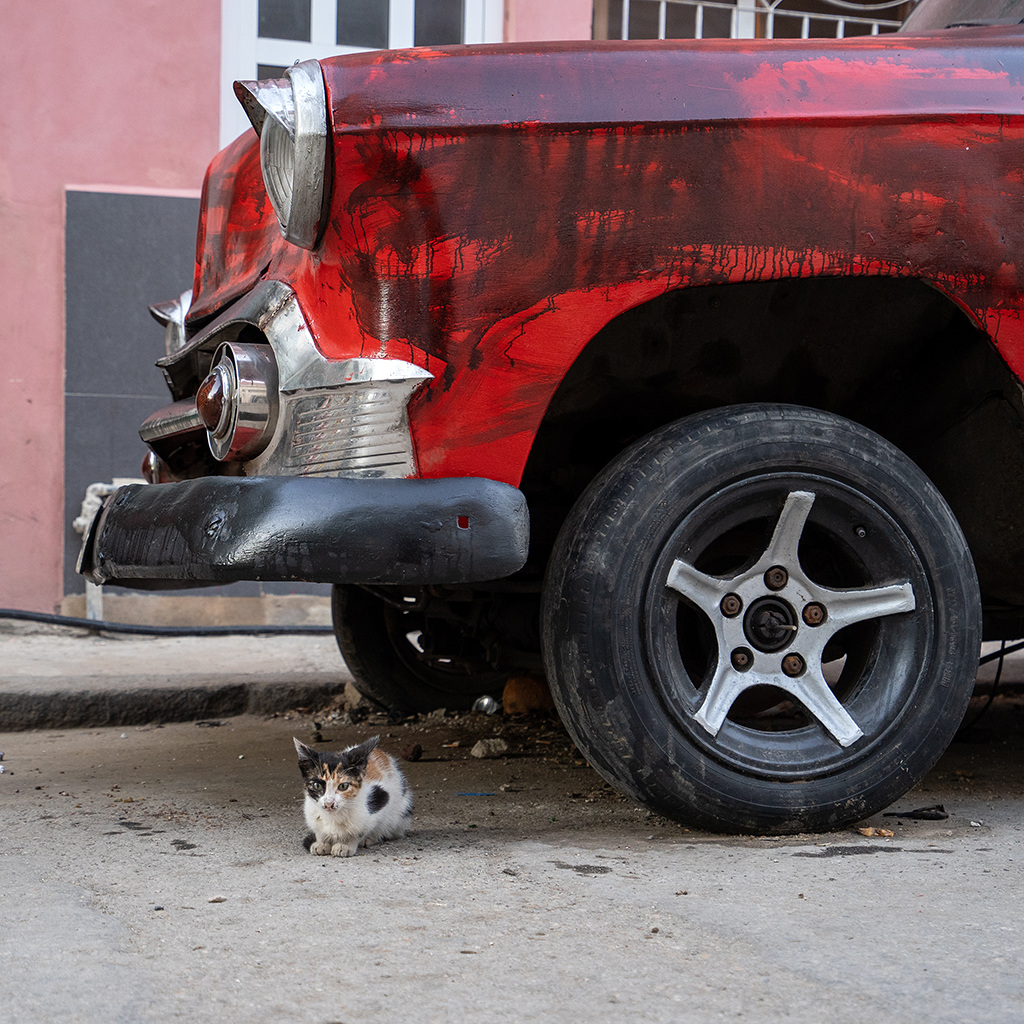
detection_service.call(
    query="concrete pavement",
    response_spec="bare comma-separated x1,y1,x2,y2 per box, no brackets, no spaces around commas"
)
2,618,1023,1021
2,709,1022,1023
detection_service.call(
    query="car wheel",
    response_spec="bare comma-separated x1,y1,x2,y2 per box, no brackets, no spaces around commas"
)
541,404,981,833
331,584,508,714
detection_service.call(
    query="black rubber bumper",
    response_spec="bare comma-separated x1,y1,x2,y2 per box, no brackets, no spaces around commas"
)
78,476,529,588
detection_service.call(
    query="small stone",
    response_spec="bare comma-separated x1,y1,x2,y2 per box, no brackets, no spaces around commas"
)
208,896,227,903
402,743,423,762
471,738,509,759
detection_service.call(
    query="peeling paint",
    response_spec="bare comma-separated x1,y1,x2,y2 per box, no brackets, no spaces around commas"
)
189,33,1024,486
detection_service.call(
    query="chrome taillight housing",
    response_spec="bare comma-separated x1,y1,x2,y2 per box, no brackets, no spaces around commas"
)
196,341,279,461
138,283,433,480
233,60,330,249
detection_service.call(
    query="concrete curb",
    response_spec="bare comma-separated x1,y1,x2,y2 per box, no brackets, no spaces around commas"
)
0,626,350,731
0,677,348,731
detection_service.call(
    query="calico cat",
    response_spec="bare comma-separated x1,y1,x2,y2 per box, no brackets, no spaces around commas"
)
293,735,412,857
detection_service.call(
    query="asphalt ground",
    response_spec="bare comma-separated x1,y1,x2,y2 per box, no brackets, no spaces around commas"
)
2,620,1024,1021
2,690,1023,1022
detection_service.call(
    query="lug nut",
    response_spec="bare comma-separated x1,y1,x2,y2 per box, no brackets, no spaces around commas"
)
764,566,789,591
731,648,753,671
802,603,826,626
721,593,743,617
782,653,805,677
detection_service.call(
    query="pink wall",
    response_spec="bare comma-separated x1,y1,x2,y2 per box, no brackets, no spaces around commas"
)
506,0,593,40
0,3,220,611
0,0,593,614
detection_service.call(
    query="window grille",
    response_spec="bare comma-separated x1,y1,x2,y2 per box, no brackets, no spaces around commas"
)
593,0,916,41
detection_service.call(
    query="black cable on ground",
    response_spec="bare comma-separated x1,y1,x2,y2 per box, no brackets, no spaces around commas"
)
0,608,333,637
979,638,1024,665
958,639,1008,737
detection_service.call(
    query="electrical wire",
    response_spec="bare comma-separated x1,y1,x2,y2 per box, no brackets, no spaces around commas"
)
958,639,1007,736
0,607,333,637
979,638,1024,665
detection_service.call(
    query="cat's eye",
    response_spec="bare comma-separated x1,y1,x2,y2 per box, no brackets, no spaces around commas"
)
338,782,350,791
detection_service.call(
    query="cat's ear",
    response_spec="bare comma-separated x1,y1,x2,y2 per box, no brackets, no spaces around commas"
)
294,737,319,769
341,735,380,774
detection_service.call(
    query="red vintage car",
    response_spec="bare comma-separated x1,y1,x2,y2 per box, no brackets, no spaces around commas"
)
81,0,1024,832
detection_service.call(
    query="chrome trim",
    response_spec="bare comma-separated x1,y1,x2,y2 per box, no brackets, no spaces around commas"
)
250,358,432,479
233,79,291,137
139,399,203,444
259,374,430,478
149,289,193,356
206,341,279,461
154,281,433,479
233,60,328,249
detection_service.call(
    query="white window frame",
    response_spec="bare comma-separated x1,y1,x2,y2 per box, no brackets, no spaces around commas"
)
220,0,504,147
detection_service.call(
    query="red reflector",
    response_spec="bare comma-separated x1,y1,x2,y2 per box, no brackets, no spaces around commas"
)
196,370,227,431
141,450,170,484
457,515,470,530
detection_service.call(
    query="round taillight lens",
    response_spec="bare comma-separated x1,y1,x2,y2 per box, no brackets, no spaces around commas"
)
196,364,233,435
199,342,278,462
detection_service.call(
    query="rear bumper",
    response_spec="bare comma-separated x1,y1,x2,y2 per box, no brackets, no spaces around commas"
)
78,476,529,588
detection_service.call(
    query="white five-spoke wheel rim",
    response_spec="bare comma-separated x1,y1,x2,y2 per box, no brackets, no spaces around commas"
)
666,489,916,748
640,468,934,780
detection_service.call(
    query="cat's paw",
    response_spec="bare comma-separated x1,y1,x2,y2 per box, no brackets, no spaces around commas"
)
360,834,380,848
309,840,332,856
330,842,357,858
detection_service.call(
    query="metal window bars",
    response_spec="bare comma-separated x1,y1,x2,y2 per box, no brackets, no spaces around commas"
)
615,0,913,40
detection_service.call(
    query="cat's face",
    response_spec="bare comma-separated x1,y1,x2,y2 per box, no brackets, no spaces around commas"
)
294,737,375,811
305,761,362,810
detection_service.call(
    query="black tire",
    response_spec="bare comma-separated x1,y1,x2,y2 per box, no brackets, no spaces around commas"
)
541,404,981,834
331,584,507,714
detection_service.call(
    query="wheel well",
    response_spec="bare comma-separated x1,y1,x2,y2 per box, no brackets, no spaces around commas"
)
520,275,1024,636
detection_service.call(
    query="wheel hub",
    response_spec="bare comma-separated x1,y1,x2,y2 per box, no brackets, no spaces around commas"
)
743,596,797,652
